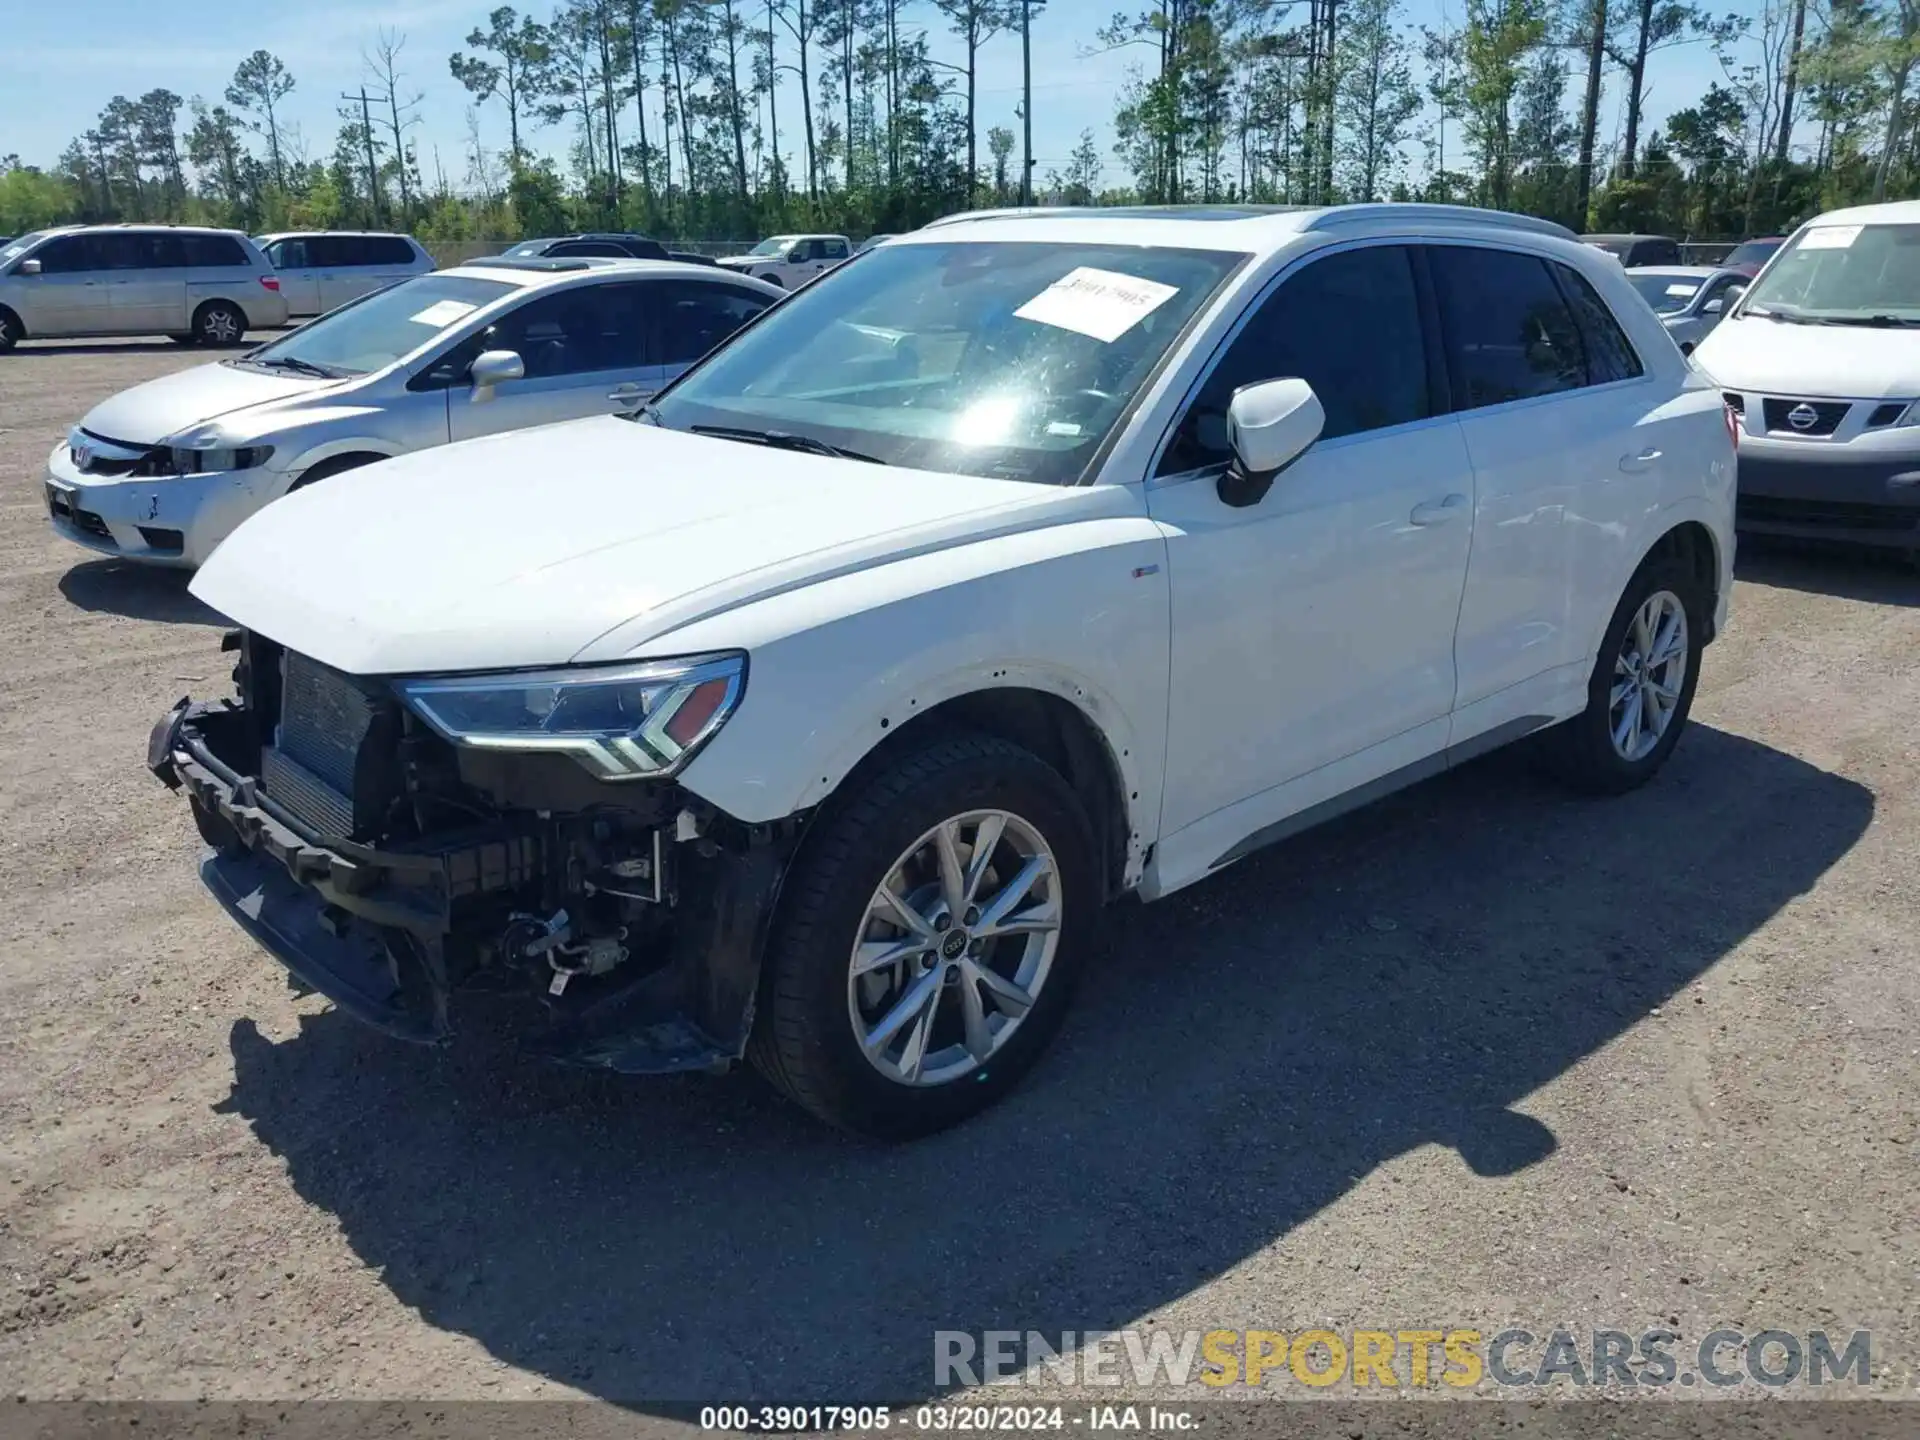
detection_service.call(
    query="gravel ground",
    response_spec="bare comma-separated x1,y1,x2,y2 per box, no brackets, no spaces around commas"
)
0,339,1915,1420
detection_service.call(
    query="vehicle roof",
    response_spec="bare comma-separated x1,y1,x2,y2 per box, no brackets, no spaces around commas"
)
515,232,660,245
1799,199,1920,227
1625,265,1729,280
38,221,252,238
1581,232,1675,242
442,255,776,288
904,203,1577,255
255,229,417,240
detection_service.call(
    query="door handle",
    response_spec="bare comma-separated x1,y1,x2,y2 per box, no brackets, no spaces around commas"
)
1618,447,1662,474
1409,493,1468,526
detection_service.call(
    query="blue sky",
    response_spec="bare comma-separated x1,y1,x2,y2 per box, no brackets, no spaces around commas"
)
5,0,1767,205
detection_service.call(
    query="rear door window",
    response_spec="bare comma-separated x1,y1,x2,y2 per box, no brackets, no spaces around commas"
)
1429,245,1588,409
651,282,773,365
366,236,418,266
264,238,309,268
1552,262,1645,384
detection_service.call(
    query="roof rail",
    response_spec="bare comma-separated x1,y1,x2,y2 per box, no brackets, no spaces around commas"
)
921,207,1086,228
1303,203,1577,240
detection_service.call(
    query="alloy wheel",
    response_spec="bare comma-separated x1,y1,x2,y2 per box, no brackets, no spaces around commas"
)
847,809,1062,1087
202,308,240,343
1610,588,1689,762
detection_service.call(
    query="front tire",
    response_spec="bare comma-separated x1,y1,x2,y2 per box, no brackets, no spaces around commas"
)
749,732,1098,1139
1541,556,1706,794
0,307,21,351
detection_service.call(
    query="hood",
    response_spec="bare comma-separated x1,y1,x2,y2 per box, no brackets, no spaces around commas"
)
189,416,1123,675
1694,314,1920,399
79,362,336,447
714,254,758,267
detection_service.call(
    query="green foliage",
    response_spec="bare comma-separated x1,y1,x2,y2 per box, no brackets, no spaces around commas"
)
0,167,78,233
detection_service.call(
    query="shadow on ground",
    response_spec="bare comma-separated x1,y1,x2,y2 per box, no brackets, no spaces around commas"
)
1735,536,1920,606
59,560,225,626
217,724,1870,1405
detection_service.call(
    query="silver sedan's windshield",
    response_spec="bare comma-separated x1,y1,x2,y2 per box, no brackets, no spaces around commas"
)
645,240,1245,484
1630,272,1702,314
1741,223,1920,323
240,274,517,376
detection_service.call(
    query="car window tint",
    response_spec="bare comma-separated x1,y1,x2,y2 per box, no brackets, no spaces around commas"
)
1430,246,1587,409
474,283,649,377
33,236,95,273
368,236,417,265
304,236,347,268
1552,262,1644,384
620,238,670,260
181,234,248,267
87,233,151,270
820,239,849,259
551,241,628,258
1160,243,1429,473
654,282,772,365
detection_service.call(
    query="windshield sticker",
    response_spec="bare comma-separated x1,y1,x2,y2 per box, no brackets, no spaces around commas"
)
1666,283,1699,297
1800,226,1862,251
409,299,480,327
1015,267,1179,343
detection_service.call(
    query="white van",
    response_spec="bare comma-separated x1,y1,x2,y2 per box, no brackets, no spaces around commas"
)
0,225,289,349
1694,199,1920,552
253,231,434,317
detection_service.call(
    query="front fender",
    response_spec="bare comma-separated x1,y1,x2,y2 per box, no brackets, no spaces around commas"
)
663,518,1173,862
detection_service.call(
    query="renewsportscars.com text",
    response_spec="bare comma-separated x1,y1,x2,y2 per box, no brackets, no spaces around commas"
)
934,1327,1873,1390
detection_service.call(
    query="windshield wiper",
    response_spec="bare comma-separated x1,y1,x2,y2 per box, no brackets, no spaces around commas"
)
1745,307,1817,324
690,423,885,464
1822,313,1920,328
244,354,343,378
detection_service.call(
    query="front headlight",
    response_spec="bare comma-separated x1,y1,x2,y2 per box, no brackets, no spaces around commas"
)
395,653,746,781
164,430,274,475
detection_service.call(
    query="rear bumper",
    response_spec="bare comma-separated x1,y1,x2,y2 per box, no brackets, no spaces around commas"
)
1736,449,1920,547
148,698,787,1074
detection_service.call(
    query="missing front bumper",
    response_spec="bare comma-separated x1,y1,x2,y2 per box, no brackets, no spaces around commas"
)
149,699,790,1075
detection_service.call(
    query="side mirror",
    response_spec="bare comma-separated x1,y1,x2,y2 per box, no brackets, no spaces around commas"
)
468,348,525,401
16,258,41,276
1217,377,1326,508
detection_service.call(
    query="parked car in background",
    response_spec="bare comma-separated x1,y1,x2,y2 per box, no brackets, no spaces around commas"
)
149,202,1731,1138
507,233,718,266
1582,233,1683,267
1695,200,1920,553
1723,236,1786,276
715,233,853,287
0,225,287,351
1626,265,1748,353
44,257,778,566
254,231,434,317
857,233,897,252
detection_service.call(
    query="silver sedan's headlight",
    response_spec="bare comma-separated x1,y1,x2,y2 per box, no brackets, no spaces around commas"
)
394,653,746,781
162,429,274,475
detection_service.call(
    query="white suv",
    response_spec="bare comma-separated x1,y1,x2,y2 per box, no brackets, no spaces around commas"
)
715,233,853,288
149,204,1734,1138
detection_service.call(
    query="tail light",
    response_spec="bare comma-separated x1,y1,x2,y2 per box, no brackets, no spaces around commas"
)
258,275,281,291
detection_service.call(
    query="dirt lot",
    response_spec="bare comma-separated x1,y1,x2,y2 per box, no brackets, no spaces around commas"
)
0,339,1915,1416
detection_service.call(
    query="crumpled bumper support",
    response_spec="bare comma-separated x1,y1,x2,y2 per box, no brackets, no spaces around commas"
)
148,699,787,1075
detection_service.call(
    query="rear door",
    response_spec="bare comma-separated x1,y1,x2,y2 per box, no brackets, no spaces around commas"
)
1434,244,1656,715
264,237,321,315
318,237,375,312
445,281,657,442
105,232,184,333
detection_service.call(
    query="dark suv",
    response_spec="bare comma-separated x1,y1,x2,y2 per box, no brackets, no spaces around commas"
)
506,233,718,266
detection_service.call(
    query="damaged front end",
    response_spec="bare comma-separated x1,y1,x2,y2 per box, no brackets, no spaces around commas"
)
148,632,797,1074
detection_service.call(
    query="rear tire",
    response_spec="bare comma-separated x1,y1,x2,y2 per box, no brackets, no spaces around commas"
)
749,732,1098,1139
1540,555,1706,794
193,301,246,346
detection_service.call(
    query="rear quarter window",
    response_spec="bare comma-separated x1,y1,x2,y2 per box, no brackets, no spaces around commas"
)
1554,263,1645,384
182,234,250,268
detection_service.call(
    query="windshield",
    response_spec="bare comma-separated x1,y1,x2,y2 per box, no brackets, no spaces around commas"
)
2,231,51,266
241,273,516,376
1741,223,1920,322
1725,239,1782,270
749,236,797,257
643,240,1245,484
1629,272,1703,314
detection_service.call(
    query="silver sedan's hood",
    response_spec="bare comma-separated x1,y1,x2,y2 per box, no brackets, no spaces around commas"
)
79,362,338,446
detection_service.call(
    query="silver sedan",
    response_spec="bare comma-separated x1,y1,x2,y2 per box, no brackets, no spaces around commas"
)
44,257,780,567
1625,265,1750,355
